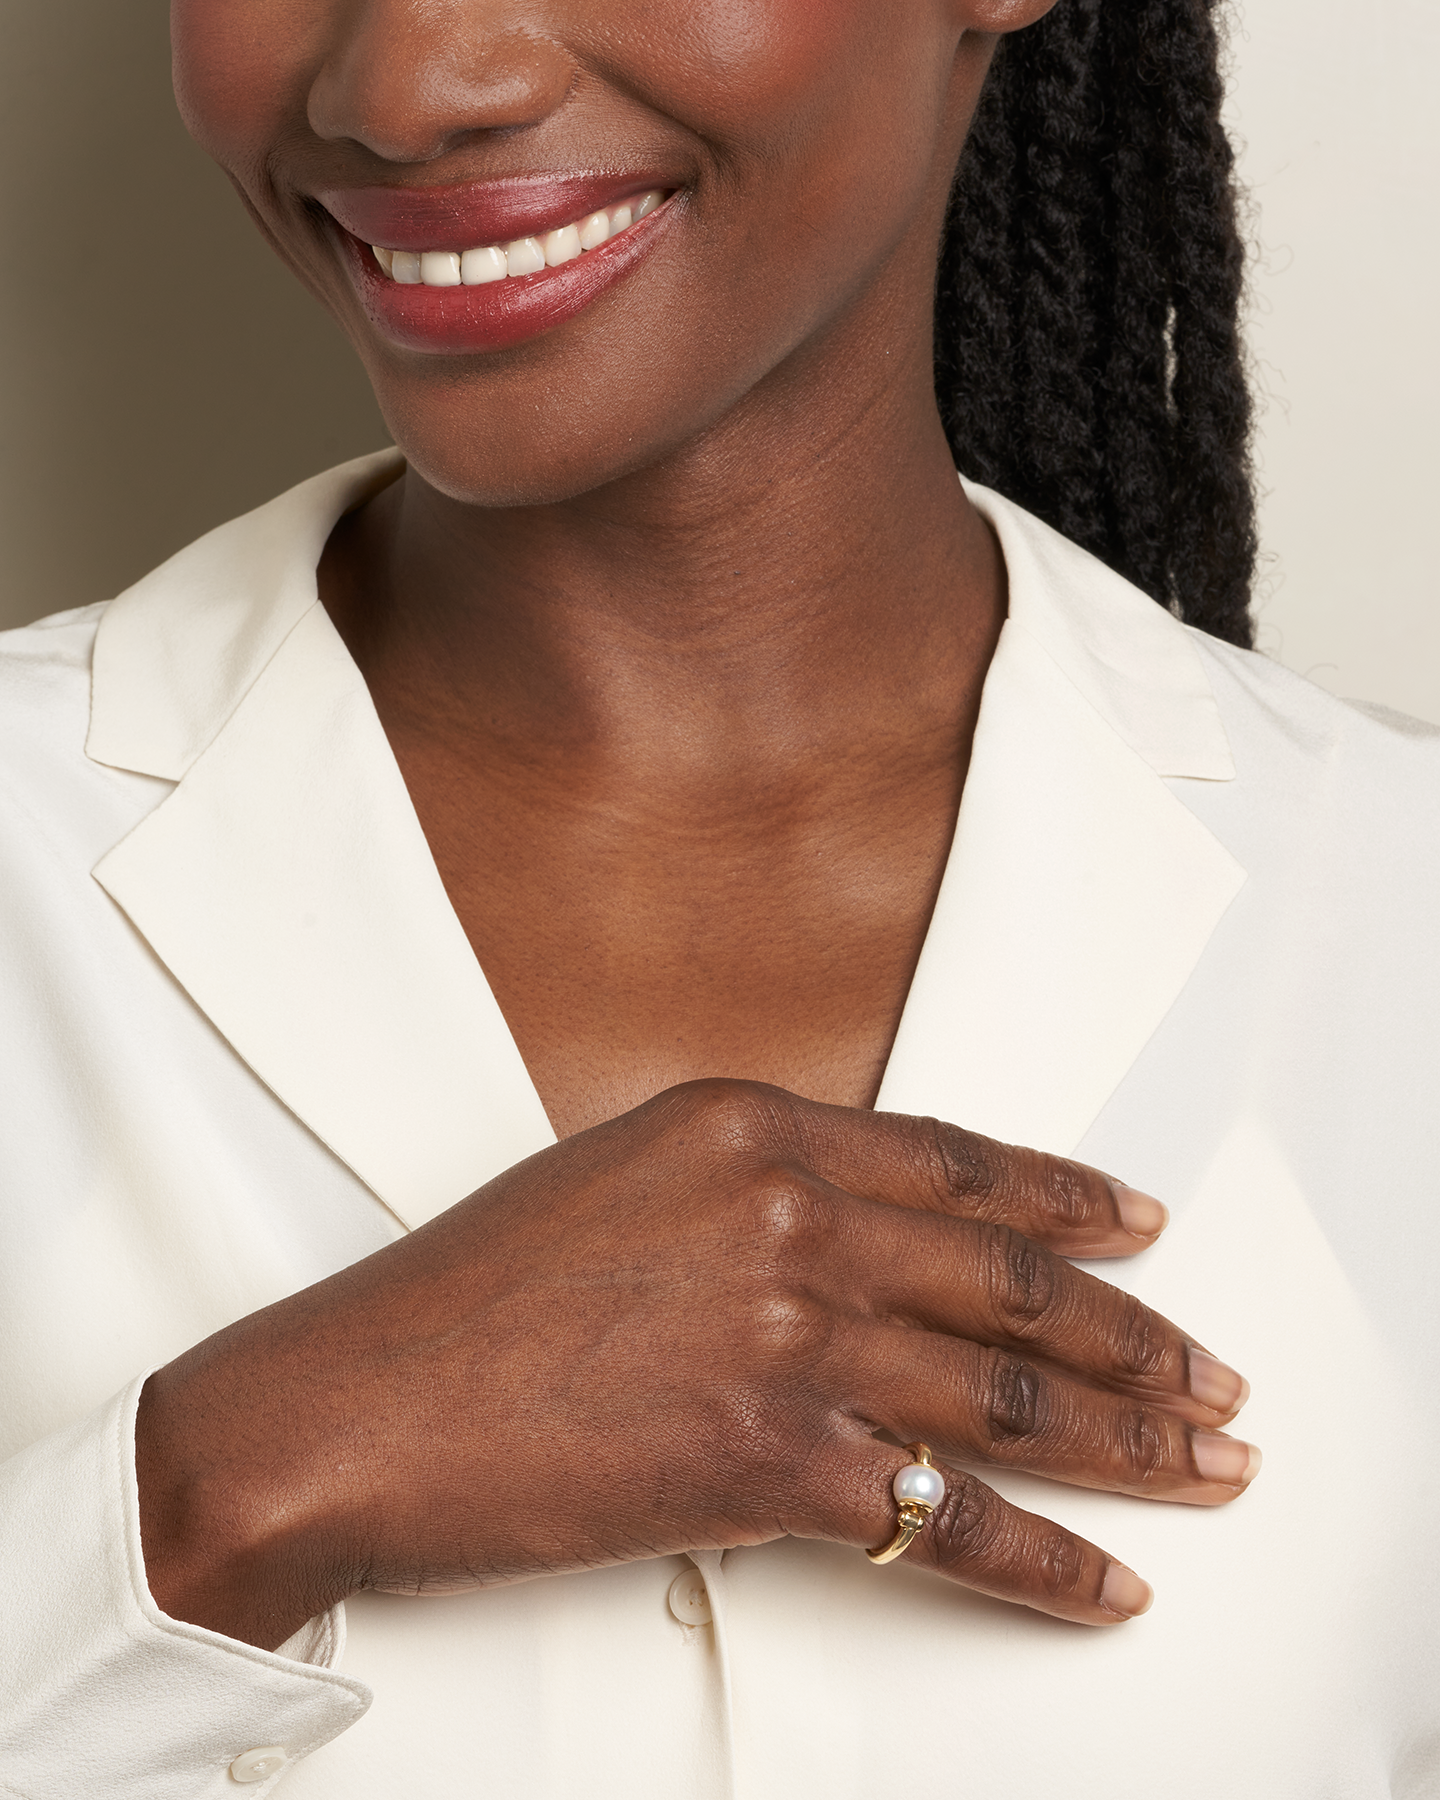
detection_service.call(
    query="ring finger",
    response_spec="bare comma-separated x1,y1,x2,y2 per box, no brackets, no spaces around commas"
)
853,1323,1263,1503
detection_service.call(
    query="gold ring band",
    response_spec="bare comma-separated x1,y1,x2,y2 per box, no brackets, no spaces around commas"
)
866,1443,944,1565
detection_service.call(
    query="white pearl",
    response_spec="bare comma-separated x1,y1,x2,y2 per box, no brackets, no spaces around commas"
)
893,1463,945,1509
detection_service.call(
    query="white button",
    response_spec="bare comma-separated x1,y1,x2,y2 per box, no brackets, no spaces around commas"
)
229,1746,288,1784
667,1569,712,1626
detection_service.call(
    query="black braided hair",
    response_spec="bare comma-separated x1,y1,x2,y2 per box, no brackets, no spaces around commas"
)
937,0,1257,646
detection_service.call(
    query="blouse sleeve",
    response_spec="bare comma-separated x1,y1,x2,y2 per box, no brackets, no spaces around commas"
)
0,1375,370,1798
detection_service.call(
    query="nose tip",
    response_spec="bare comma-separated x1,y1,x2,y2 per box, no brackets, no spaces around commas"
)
307,19,575,165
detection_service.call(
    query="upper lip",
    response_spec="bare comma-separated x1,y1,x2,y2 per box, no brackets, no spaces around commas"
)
315,173,675,251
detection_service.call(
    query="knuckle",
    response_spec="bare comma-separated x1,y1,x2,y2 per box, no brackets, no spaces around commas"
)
668,1078,796,1155
1115,1405,1169,1484
929,1470,999,1566
710,1297,824,1389
1109,1295,1175,1384
738,1171,837,1263
1033,1528,1090,1602
983,1350,1045,1442
985,1224,1058,1327
1034,1155,1096,1232
925,1118,1001,1207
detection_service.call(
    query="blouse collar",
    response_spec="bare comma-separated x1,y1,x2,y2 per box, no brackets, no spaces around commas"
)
85,454,1243,1227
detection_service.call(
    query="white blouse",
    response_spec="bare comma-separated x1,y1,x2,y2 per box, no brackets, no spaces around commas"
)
1,452,1437,1799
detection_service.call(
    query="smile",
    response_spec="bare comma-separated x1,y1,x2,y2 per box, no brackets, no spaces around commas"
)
319,174,680,357
371,190,666,287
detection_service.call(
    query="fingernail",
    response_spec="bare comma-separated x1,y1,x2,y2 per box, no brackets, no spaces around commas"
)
1101,1561,1154,1618
1112,1180,1168,1238
1192,1433,1263,1486
1188,1348,1250,1412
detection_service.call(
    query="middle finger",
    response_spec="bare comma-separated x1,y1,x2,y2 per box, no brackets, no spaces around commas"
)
845,1198,1248,1426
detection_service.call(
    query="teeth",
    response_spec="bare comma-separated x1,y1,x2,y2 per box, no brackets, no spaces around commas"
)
542,223,582,267
370,190,666,288
460,245,507,285
419,250,462,287
505,236,546,277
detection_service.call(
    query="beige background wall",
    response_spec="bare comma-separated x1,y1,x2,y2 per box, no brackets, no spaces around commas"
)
2,2,1436,722
0,3,385,626
1227,0,1439,722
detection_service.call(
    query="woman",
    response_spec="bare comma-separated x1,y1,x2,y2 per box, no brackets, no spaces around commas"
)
2,0,1437,1795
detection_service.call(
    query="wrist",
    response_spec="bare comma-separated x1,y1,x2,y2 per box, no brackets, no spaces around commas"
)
134,1364,353,1652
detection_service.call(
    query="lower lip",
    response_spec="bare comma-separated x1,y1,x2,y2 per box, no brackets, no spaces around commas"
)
337,197,678,356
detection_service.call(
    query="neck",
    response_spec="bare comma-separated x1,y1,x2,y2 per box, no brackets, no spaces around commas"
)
322,320,1005,790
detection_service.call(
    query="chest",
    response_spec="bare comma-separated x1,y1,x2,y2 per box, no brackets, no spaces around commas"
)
398,747,965,1135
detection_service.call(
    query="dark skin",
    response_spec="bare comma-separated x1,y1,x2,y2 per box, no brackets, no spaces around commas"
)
139,0,1260,1653
307,0,1012,1135
320,459,1003,1131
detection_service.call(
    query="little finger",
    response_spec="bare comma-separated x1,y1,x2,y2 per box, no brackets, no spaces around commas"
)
817,1439,1154,1626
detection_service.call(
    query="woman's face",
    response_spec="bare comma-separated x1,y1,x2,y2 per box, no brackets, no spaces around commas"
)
172,0,1040,509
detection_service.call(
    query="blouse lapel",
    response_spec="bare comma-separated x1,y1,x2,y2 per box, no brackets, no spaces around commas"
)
85,457,1244,1229
876,486,1245,1153
88,456,555,1233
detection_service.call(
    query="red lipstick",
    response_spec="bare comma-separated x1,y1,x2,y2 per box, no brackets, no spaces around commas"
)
319,176,680,356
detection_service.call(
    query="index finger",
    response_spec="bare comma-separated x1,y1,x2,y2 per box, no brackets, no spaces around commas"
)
776,1093,1167,1257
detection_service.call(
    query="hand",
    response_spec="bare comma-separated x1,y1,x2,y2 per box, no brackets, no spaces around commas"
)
136,1080,1256,1650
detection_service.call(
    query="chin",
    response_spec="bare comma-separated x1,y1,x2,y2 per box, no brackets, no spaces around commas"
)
374,404,682,511
360,340,769,514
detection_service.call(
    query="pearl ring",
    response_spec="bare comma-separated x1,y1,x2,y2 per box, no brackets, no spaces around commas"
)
866,1443,946,1565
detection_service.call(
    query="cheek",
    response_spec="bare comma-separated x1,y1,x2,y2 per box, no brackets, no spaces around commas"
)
661,0,860,101
620,0,950,235
170,0,316,172
636,0,915,138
